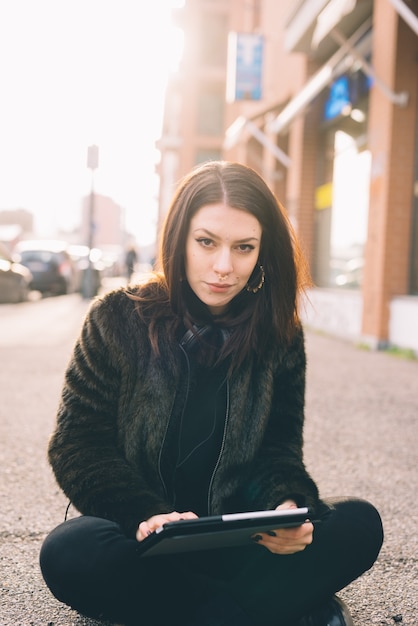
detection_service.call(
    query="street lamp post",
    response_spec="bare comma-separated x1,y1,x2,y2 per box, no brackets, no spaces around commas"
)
83,145,99,299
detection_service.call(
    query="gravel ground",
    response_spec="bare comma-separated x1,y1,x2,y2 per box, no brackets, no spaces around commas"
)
0,295,416,626
303,331,417,626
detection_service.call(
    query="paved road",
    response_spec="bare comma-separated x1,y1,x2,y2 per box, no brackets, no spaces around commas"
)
0,287,417,625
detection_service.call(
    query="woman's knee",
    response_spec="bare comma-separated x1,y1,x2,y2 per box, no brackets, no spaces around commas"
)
40,516,171,623
357,498,384,565
40,516,122,603
324,497,384,568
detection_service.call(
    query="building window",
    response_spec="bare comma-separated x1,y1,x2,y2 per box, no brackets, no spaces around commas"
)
329,131,370,289
197,88,225,136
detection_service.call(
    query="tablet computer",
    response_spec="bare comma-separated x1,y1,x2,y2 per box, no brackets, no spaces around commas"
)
138,507,311,558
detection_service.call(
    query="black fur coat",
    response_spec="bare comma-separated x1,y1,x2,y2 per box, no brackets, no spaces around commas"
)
48,288,320,538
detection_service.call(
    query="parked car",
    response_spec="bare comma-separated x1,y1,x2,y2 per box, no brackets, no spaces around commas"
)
0,243,32,303
67,244,103,295
14,240,78,296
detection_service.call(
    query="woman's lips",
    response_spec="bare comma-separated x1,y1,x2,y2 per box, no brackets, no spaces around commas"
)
207,282,232,292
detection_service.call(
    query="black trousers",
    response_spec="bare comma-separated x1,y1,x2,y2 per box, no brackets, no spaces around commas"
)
39,498,383,626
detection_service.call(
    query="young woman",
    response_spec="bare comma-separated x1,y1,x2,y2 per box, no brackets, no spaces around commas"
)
40,161,383,626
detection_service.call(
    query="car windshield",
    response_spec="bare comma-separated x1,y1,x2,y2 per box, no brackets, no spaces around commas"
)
21,250,55,263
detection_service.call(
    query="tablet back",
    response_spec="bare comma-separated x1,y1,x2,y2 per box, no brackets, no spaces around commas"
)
137,508,311,557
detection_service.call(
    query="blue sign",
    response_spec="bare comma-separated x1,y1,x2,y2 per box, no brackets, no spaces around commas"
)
324,71,371,121
227,33,264,102
324,76,350,121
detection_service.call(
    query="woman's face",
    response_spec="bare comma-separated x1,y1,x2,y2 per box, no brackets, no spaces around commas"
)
185,203,262,315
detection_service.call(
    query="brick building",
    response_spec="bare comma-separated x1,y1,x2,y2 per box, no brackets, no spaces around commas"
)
157,0,418,354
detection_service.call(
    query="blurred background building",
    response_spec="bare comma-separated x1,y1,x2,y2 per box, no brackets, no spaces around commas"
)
80,193,124,249
157,0,418,355
0,209,34,252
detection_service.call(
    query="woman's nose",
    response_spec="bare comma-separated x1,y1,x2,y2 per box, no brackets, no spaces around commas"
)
213,248,233,275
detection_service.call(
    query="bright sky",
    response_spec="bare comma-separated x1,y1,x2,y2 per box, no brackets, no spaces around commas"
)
0,0,183,246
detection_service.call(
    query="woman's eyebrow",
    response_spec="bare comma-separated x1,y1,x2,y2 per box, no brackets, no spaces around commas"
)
234,236,260,243
193,228,260,243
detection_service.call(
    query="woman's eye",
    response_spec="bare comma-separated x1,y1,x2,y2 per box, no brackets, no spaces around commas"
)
237,244,255,252
196,237,213,247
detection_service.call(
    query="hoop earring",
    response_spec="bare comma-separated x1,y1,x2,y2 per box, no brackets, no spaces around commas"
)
246,264,265,293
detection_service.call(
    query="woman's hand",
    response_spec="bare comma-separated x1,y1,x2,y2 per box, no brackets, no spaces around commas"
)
136,511,198,542
252,499,314,555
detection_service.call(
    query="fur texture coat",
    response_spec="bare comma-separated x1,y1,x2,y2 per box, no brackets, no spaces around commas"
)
48,288,320,538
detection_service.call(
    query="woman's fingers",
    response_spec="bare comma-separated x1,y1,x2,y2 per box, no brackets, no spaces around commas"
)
136,511,197,542
253,521,314,554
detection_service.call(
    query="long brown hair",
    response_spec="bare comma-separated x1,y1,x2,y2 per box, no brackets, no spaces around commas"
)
129,161,311,368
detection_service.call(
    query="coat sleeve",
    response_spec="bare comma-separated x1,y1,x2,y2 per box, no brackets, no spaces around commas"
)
236,326,320,513
47,291,171,538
